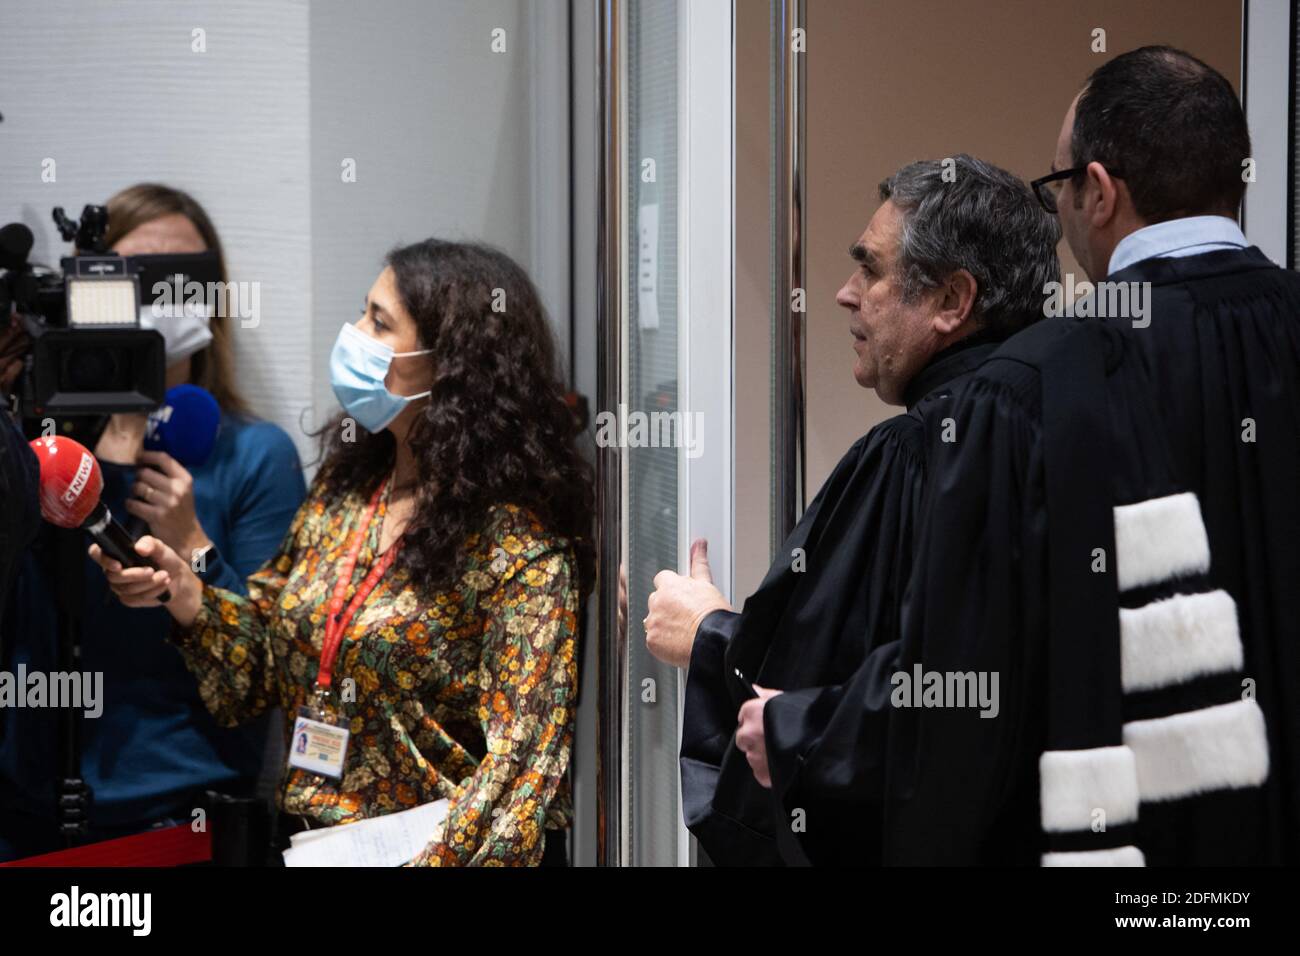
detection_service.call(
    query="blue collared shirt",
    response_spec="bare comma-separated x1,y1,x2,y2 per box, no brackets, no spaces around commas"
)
1107,215,1249,276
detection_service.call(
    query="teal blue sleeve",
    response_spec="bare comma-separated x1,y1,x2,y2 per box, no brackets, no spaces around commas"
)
199,420,306,595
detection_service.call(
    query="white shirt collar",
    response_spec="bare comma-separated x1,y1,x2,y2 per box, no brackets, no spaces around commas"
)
1107,215,1249,276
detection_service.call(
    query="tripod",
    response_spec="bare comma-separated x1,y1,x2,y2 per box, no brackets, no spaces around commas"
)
51,524,92,845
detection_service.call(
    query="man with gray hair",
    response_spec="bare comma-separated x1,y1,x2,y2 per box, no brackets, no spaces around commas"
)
643,154,1060,865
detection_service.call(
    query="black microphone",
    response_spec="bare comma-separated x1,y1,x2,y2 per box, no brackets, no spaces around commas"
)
82,500,164,585
0,222,34,270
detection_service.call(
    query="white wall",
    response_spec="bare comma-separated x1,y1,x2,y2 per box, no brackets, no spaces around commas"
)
0,0,314,458
1,0,571,468
306,0,571,447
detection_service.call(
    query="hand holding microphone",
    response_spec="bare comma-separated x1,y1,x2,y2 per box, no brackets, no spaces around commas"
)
29,433,170,599
28,434,199,623
124,384,220,559
88,535,200,627
126,450,210,559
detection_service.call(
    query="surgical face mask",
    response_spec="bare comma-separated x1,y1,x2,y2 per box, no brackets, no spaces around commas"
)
138,301,214,365
329,322,433,433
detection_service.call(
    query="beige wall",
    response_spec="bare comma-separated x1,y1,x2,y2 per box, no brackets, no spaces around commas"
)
735,0,1242,598
734,1,775,598
799,0,1242,494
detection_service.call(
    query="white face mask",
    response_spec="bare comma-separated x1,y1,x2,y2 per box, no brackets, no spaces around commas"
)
138,301,214,365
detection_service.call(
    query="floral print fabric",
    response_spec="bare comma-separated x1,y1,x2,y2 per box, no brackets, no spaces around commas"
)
171,469,579,866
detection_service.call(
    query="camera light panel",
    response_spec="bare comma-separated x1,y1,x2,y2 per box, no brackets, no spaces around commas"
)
66,276,140,327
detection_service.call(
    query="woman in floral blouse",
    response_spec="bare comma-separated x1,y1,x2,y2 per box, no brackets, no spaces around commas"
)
92,239,594,866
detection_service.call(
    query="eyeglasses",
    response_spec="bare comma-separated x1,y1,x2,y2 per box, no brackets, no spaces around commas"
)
1030,165,1124,215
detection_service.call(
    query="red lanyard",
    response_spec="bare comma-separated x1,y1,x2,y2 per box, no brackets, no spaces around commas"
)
317,477,401,690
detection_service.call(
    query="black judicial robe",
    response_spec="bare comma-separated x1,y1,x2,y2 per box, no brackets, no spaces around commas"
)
1095,247,1299,864
769,246,1297,865
680,334,1002,866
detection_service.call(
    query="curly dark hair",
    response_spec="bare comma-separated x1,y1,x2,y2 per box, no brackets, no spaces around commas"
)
315,239,594,596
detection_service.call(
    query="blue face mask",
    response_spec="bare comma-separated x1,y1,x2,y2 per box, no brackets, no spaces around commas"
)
329,322,433,432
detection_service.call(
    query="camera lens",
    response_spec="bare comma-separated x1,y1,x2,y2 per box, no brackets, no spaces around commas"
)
61,346,123,392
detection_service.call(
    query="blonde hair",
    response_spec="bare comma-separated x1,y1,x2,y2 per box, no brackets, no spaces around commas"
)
102,183,252,418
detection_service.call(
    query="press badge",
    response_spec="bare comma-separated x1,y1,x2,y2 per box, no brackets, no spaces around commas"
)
288,708,350,779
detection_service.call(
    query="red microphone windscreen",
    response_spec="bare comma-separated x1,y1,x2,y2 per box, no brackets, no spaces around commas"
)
28,435,104,528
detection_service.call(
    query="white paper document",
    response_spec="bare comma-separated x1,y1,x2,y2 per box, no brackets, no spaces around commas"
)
282,798,450,867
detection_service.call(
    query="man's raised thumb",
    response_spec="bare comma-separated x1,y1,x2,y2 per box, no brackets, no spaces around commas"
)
689,538,713,582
